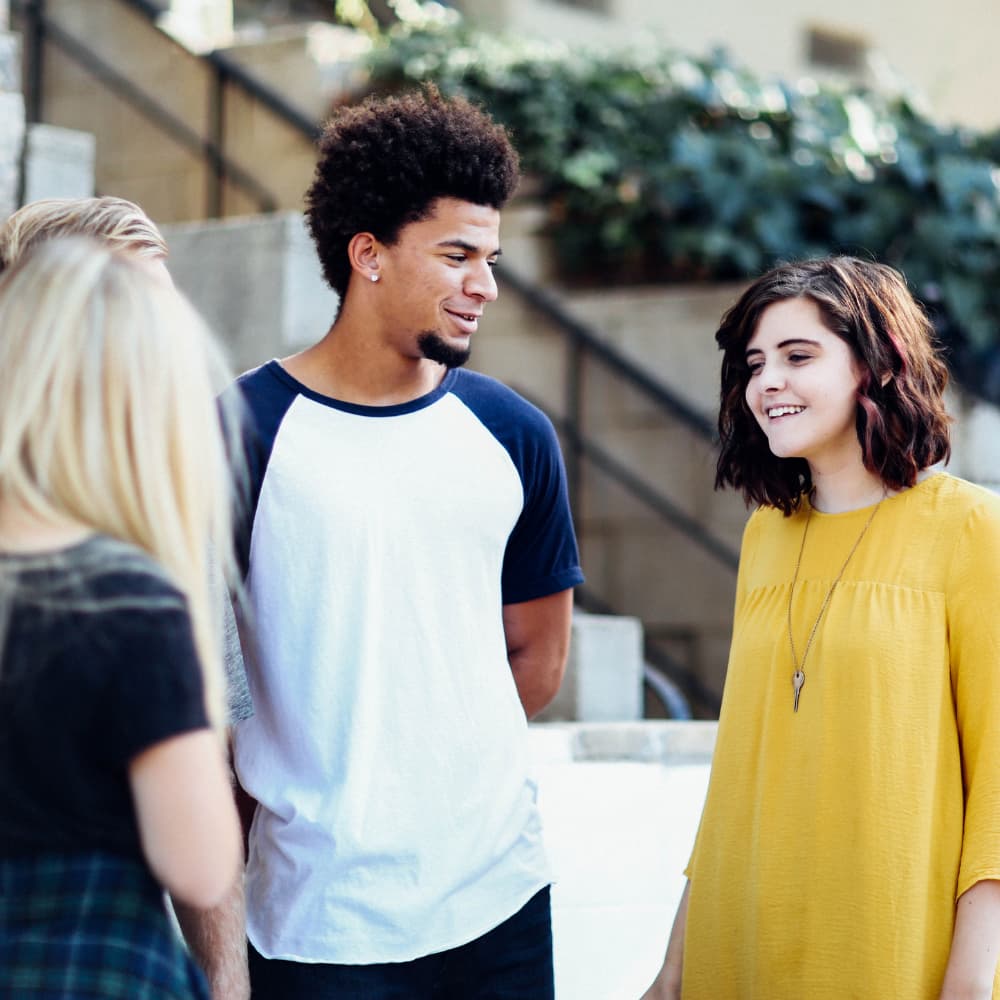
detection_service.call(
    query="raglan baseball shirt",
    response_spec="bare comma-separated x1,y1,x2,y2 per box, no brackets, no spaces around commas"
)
229,360,583,963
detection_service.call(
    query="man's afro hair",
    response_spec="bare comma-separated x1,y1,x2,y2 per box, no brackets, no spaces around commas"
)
305,86,520,297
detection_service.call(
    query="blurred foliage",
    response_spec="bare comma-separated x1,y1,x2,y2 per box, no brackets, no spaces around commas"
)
365,19,1000,401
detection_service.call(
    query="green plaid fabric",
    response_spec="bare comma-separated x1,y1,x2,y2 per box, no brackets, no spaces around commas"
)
0,851,209,999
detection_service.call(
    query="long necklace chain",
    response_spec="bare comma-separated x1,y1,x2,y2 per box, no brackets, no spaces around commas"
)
786,495,884,713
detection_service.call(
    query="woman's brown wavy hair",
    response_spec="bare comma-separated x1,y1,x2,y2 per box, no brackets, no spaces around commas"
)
715,256,951,515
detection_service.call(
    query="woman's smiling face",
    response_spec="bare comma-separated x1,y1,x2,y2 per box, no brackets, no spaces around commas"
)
744,296,864,475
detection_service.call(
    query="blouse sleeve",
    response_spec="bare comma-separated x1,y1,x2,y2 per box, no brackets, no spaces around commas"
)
947,497,1000,898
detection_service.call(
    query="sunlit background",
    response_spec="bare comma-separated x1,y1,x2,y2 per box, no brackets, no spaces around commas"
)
5,0,999,716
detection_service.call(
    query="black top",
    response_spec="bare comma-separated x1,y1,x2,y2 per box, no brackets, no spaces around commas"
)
0,535,209,858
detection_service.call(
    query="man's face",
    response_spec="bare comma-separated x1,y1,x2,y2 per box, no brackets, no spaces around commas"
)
374,197,501,369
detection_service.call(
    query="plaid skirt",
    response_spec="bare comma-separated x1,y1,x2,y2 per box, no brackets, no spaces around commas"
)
0,850,210,1000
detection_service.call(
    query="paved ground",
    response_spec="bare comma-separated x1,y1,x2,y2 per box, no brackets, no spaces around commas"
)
528,724,714,1000
167,722,713,997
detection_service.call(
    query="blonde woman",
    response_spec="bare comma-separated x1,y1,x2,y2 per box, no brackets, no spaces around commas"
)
0,239,242,999
0,195,169,273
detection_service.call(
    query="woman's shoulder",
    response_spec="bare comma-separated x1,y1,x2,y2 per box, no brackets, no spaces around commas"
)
902,471,1000,525
77,537,186,610
7,535,185,613
743,501,807,537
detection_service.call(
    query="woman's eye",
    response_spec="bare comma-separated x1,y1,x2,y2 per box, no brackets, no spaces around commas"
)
788,353,810,363
747,361,764,375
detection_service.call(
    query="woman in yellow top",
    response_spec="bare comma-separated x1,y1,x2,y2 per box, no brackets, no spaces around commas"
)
644,257,1000,999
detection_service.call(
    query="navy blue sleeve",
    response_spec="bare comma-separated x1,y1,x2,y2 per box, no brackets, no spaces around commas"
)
451,371,584,604
223,362,299,579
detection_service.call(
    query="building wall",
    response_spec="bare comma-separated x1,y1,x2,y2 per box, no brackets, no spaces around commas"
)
458,0,1000,130
21,0,317,224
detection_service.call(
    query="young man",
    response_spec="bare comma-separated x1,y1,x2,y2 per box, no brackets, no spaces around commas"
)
227,89,583,998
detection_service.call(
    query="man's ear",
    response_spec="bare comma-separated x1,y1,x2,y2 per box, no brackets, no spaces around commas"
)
348,232,381,284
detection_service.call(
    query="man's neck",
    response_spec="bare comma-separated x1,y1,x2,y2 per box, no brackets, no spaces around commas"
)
281,322,447,407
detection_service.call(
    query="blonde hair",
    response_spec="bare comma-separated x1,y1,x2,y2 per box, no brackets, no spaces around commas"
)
0,197,168,273
0,238,238,727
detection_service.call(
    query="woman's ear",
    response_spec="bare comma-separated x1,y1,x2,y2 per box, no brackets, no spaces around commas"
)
880,370,893,388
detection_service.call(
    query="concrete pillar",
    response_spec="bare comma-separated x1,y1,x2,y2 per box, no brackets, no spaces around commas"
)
947,387,1000,493
0,30,23,220
0,24,15,89
21,124,95,202
538,611,645,722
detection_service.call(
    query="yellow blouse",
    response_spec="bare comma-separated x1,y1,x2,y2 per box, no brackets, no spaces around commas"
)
684,473,1000,999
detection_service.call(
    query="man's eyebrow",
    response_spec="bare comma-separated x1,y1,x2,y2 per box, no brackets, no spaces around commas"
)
435,239,503,257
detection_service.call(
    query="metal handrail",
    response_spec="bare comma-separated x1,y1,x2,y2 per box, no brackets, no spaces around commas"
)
13,0,282,213
11,0,319,215
118,0,322,140
551,406,739,572
496,263,717,442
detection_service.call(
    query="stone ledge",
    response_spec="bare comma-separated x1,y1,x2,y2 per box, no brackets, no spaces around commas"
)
529,719,717,764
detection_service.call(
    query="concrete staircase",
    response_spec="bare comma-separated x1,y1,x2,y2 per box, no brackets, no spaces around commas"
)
11,0,318,222
6,0,999,715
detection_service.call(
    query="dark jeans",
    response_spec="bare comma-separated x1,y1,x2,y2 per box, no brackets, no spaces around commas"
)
248,886,554,1000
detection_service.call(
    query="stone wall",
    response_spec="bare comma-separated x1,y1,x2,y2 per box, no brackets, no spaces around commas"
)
161,211,337,374
948,390,1000,494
